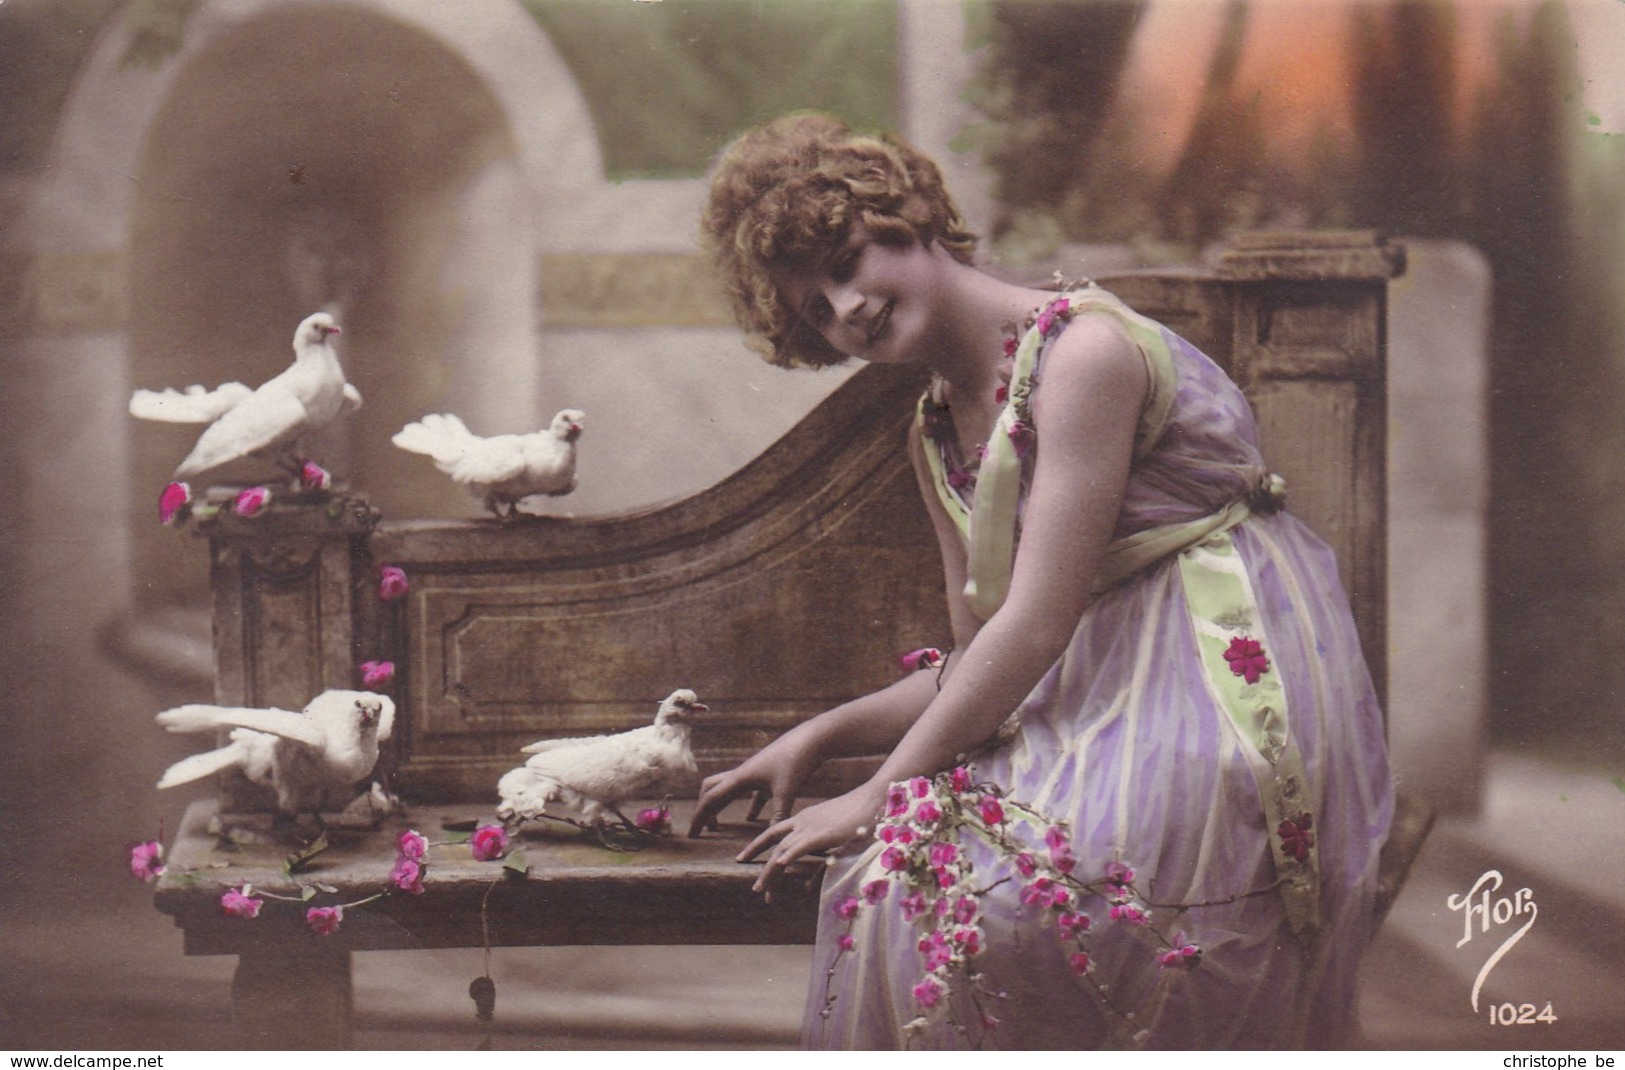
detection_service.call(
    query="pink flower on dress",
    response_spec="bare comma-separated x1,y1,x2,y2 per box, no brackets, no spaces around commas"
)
914,800,942,825
934,867,957,890
1014,852,1038,878
389,855,425,895
927,842,958,868
946,466,972,490
220,886,262,919
833,895,862,921
298,460,332,492
900,647,944,672
952,926,982,956
978,795,1005,825
1068,951,1092,976
158,482,193,525
994,383,1009,405
359,660,395,688
1278,812,1315,863
909,777,931,799
949,766,973,794
232,486,271,517
862,879,890,905
129,841,165,882
912,975,944,1009
634,807,672,835
1002,335,1020,359
1104,860,1135,892
952,897,978,925
837,933,856,953
397,829,428,861
885,784,910,818
1223,635,1270,684
1036,298,1072,337
470,824,509,861
377,565,409,601
1006,419,1035,458
879,823,914,845
881,846,910,873
1047,886,1073,911
306,905,343,936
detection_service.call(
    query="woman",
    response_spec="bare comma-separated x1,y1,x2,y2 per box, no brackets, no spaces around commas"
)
689,113,1392,1049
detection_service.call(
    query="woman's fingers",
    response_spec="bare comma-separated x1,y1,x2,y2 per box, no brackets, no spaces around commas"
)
738,817,791,864
745,789,768,823
689,770,749,837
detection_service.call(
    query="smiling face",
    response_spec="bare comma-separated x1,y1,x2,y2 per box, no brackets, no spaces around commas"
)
773,225,947,366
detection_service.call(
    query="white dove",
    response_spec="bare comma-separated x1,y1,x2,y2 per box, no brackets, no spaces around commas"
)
391,408,585,519
155,689,394,818
496,689,706,833
130,311,361,480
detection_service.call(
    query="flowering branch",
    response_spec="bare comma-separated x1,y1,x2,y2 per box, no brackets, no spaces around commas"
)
825,765,1280,1048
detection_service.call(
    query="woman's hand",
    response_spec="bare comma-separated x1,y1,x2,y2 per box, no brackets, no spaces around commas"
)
739,782,886,896
687,729,824,838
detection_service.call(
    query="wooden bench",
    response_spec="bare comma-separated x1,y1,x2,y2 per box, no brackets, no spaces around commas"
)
153,231,1420,1048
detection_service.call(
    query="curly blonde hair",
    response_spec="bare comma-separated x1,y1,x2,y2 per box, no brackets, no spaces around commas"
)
701,113,978,369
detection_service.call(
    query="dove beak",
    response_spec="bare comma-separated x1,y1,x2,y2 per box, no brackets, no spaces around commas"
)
691,702,708,713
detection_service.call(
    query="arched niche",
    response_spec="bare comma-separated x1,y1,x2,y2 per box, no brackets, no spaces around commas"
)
128,3,543,608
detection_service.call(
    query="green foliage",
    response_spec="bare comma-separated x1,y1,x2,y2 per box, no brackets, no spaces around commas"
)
521,0,898,178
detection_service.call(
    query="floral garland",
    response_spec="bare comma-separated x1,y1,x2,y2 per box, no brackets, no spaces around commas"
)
922,296,1075,493
816,764,1281,1049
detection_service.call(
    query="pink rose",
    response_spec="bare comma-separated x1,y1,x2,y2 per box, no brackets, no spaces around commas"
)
909,777,931,799
881,846,909,873
397,829,428,861
934,867,957,890
900,647,944,673
220,886,262,919
1068,951,1092,976
359,660,395,689
952,926,982,956
833,894,861,921
1044,825,1070,852
470,824,509,862
978,795,1004,825
389,855,425,895
232,485,271,517
306,905,343,936
837,933,856,953
299,460,332,492
878,823,913,845
885,784,910,818
377,565,409,601
1015,852,1037,878
912,975,944,1009
914,800,942,825
158,482,193,525
1050,845,1077,875
952,896,977,925
129,840,165,882
928,842,958,868
634,807,672,835
949,767,973,794
862,878,890,904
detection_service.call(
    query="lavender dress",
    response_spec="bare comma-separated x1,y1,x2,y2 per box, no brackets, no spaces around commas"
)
803,289,1393,1049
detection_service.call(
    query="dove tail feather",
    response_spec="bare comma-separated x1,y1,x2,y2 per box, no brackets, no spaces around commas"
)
392,413,474,459
157,740,247,789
